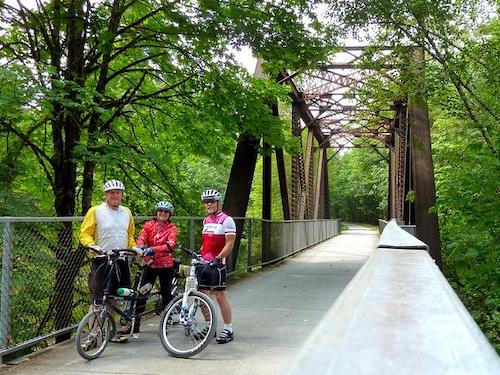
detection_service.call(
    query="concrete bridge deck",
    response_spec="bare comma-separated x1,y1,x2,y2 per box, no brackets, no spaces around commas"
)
0,224,378,375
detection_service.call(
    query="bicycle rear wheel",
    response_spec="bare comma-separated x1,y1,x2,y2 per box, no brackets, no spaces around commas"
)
76,309,116,360
159,291,217,358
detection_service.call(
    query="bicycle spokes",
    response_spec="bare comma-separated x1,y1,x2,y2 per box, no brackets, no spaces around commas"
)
76,310,115,360
159,292,217,358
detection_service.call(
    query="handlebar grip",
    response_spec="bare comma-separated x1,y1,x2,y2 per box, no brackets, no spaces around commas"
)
82,245,104,255
112,248,139,256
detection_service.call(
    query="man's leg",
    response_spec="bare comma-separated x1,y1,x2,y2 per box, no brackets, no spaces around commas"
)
214,290,232,324
199,288,213,321
214,290,233,343
89,257,108,311
112,259,134,338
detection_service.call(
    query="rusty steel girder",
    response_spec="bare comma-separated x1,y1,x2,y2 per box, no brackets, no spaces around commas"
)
286,46,440,265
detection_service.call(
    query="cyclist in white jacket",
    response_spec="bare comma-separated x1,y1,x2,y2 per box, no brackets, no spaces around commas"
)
79,179,139,306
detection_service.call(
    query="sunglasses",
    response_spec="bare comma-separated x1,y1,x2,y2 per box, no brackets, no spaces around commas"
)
203,199,217,204
157,209,171,213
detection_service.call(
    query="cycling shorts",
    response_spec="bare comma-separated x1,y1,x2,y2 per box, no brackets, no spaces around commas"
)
195,263,227,291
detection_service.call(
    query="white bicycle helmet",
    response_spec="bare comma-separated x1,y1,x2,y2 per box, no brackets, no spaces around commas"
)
201,189,221,201
103,179,125,192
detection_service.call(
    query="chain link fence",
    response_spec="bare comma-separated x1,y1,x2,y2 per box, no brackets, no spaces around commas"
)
0,216,339,360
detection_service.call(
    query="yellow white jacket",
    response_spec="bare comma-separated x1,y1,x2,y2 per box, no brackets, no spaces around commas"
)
79,202,136,253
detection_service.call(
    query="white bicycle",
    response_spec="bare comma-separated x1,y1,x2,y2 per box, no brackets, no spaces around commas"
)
159,246,218,358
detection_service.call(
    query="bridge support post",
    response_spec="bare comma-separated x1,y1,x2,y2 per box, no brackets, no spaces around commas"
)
320,147,330,219
272,100,291,221
223,137,259,271
408,47,442,268
276,147,291,220
290,106,305,220
262,142,272,263
303,130,315,219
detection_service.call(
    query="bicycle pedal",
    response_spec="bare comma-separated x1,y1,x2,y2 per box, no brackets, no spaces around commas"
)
138,283,152,294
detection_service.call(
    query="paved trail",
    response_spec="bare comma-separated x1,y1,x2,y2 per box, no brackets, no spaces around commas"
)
0,224,378,375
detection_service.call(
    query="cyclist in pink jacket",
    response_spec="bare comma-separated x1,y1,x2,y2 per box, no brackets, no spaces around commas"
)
121,200,177,335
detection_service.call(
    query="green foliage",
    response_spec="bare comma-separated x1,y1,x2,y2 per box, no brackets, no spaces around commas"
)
247,157,282,220
0,0,336,217
328,147,388,224
423,9,499,351
323,0,499,351
431,114,500,351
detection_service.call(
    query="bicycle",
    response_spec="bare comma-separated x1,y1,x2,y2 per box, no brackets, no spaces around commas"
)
76,247,161,360
158,245,218,358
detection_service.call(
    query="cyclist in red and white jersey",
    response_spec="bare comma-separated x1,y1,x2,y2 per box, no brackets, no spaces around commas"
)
197,189,236,344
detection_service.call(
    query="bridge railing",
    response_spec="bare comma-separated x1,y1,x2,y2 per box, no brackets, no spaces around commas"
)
0,216,339,360
285,219,500,374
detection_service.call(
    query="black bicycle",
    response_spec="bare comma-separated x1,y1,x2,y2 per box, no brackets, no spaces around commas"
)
76,247,161,360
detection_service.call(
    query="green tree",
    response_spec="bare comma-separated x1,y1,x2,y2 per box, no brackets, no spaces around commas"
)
0,0,337,342
323,0,499,349
328,146,388,224
0,0,335,218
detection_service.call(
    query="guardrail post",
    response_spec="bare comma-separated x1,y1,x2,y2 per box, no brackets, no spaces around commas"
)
262,220,271,263
1,221,13,351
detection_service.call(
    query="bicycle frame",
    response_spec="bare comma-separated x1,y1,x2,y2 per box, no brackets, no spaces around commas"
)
179,257,205,325
90,248,160,332
77,247,164,360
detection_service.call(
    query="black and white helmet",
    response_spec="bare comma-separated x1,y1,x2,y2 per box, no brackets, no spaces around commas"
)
201,189,221,201
103,179,125,192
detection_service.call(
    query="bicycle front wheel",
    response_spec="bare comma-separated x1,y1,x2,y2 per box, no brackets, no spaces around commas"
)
76,309,116,360
159,291,218,358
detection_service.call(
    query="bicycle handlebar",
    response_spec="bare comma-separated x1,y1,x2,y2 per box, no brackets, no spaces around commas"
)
82,245,140,258
177,245,205,262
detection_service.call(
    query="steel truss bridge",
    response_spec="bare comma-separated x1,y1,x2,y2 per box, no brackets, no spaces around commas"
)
223,46,441,267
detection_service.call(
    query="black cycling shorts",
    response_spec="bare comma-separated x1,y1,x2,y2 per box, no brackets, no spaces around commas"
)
88,257,131,304
195,263,227,291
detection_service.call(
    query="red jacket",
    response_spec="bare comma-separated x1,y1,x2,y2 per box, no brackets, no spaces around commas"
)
136,219,177,268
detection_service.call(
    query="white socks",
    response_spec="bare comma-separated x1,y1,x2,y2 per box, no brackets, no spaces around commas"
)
223,323,233,333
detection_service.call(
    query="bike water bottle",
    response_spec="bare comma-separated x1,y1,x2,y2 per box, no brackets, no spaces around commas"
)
117,287,134,297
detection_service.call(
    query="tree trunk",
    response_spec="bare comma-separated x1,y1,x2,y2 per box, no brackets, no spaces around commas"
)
51,0,86,342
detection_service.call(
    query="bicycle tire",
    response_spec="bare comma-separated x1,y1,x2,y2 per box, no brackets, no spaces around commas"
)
159,291,218,358
76,309,116,360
